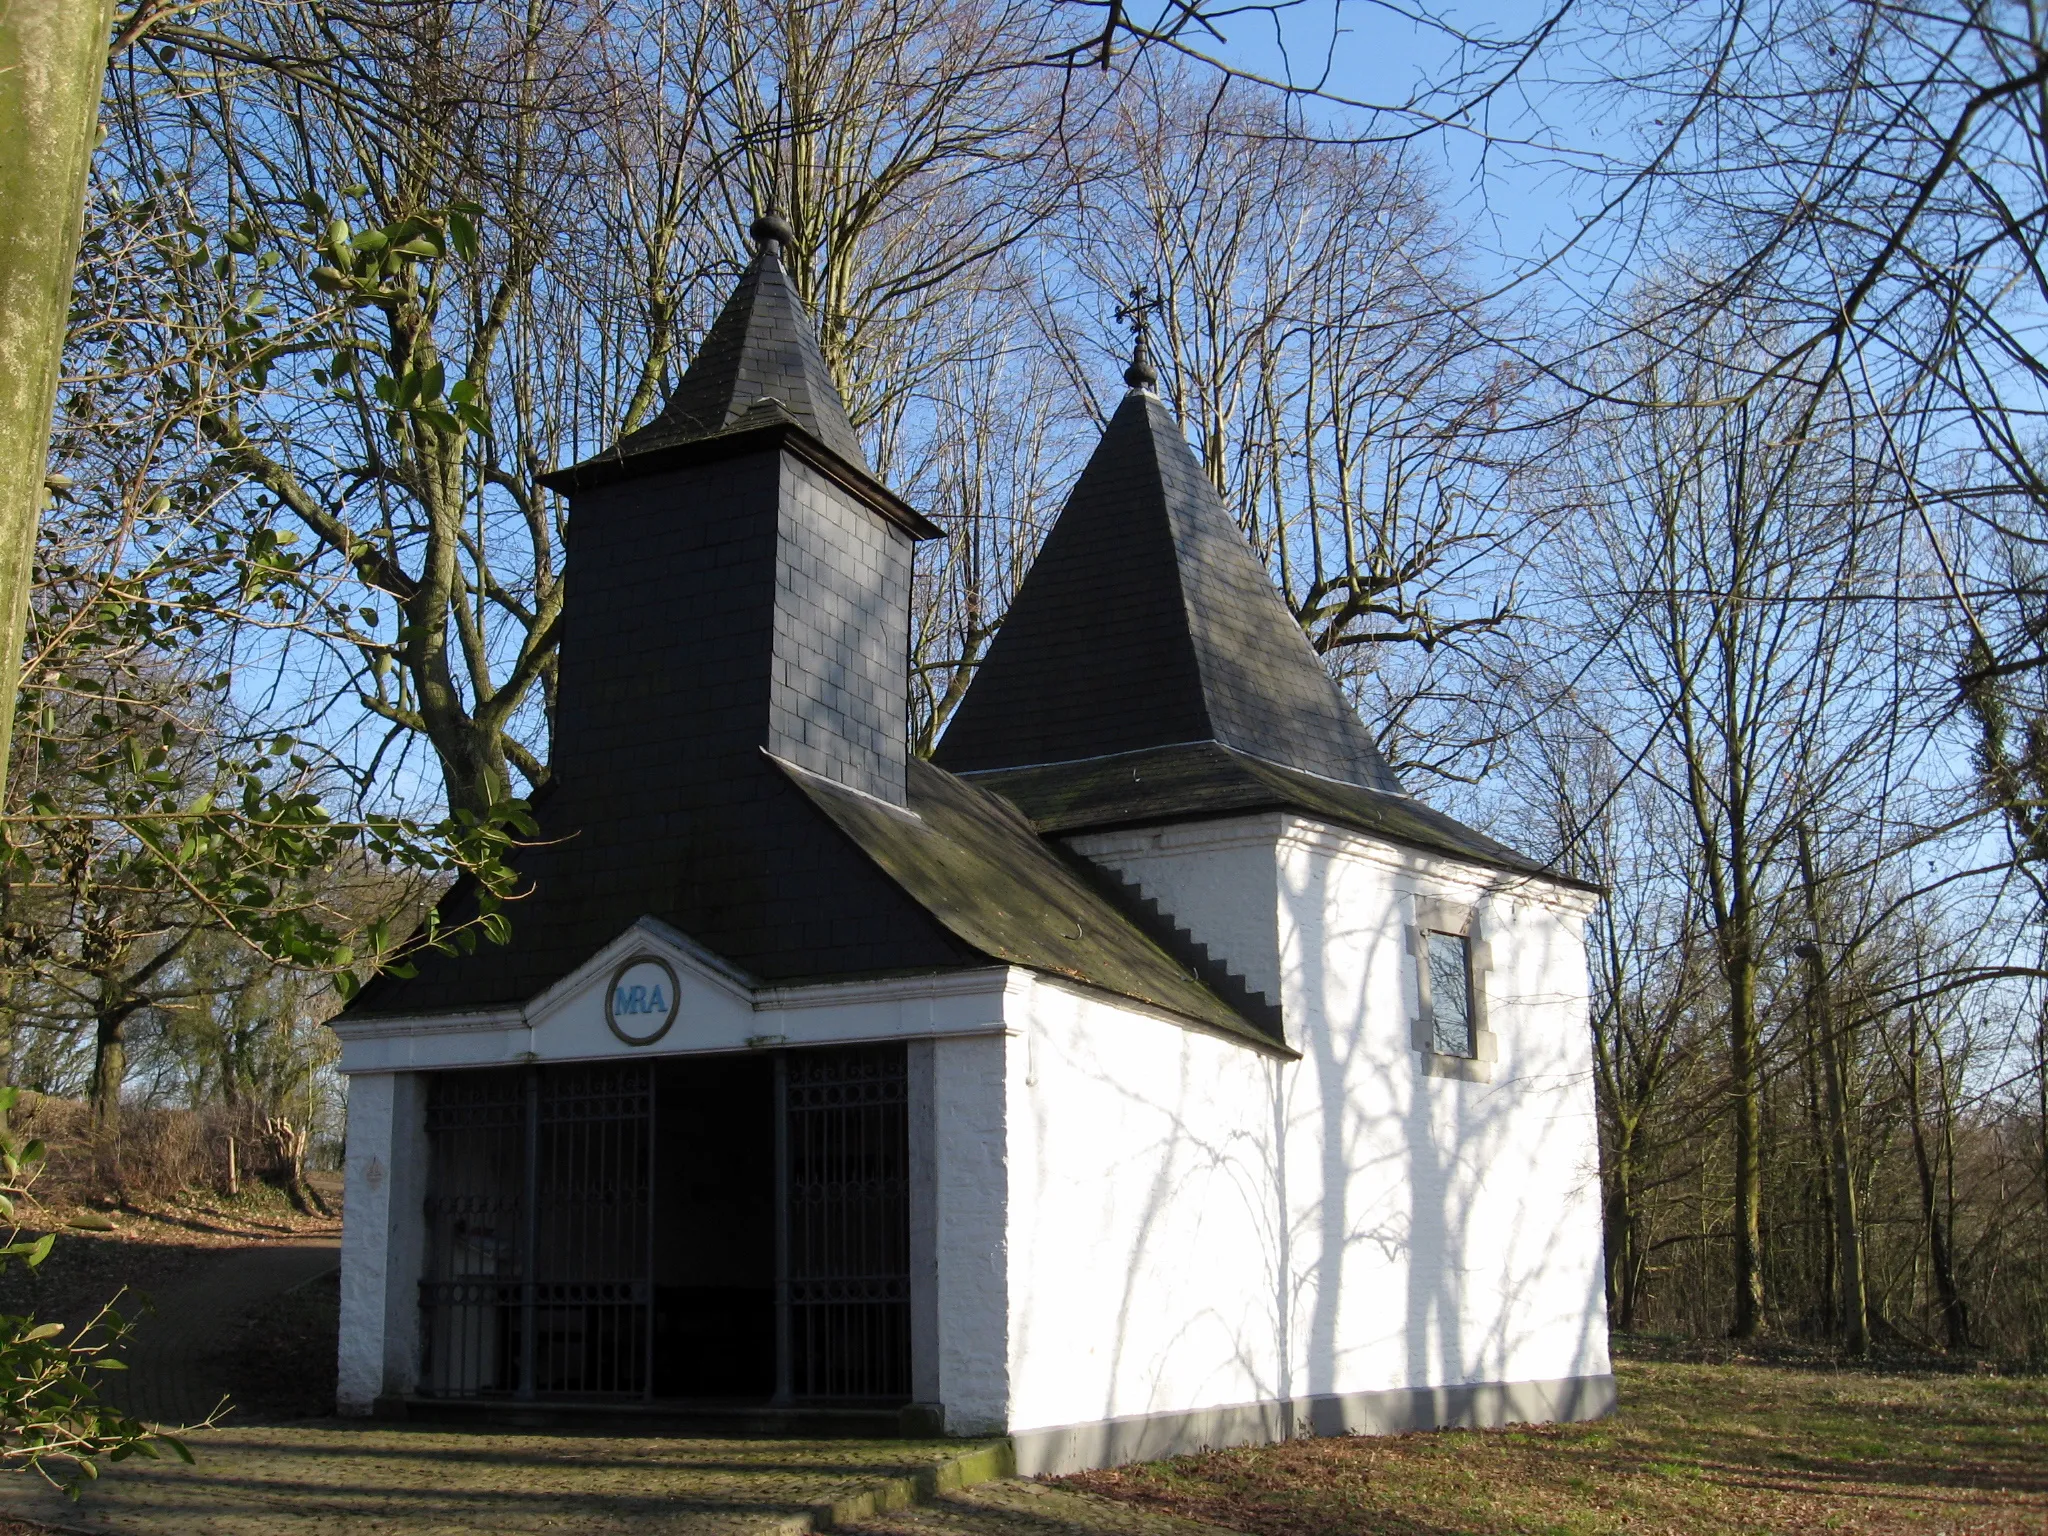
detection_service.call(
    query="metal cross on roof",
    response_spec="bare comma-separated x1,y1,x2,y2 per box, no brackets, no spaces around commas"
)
1115,284,1161,391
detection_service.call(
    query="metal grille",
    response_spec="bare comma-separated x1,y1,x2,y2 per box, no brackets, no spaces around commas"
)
417,1047,908,1404
420,1068,525,1397
532,1065,652,1394
420,1063,652,1399
781,1045,911,1400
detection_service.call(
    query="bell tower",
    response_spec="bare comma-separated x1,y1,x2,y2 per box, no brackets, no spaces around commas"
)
353,214,967,1017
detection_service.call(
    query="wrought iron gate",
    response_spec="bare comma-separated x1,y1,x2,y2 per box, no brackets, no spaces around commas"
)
781,1045,911,1400
418,1046,909,1403
420,1063,653,1399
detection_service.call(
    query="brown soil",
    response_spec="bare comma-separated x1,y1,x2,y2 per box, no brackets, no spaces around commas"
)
0,1178,340,1337
215,1266,339,1422
1065,1354,2048,1535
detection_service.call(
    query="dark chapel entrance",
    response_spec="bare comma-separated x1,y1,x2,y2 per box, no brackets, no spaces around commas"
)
416,1044,912,1404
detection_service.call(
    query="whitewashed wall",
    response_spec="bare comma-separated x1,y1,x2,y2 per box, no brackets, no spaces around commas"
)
1003,977,1289,1431
334,829,1608,1451
1013,815,1610,1458
336,1071,430,1413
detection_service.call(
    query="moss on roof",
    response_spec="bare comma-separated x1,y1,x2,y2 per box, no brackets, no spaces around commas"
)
960,742,1601,896
773,753,1294,1055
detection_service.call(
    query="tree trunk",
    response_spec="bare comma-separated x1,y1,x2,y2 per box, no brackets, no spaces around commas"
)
1815,981,1867,1354
89,1008,125,1195
0,1,112,808
1800,1028,1834,1335
1797,822,1867,1356
2036,997,2048,1356
1604,1118,1643,1331
1728,948,1767,1338
1905,1011,1968,1349
265,1115,324,1215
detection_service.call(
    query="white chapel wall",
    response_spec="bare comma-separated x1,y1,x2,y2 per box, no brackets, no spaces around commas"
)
1067,815,1285,1009
1003,977,1288,1434
929,1030,1013,1433
1274,819,1610,1402
337,1070,430,1412
1002,818,1609,1444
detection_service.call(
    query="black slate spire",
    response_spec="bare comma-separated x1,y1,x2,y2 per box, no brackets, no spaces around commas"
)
598,210,867,471
934,378,1405,795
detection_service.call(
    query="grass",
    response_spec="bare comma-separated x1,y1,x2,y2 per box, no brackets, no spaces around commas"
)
1063,1351,2048,1535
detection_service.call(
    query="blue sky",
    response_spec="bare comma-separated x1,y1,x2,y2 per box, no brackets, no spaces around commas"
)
1145,0,1632,303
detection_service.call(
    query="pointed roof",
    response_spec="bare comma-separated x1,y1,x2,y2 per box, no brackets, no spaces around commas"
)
934,384,1405,795
587,212,867,473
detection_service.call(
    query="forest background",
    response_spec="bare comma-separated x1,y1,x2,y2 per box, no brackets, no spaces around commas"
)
20,0,2048,1360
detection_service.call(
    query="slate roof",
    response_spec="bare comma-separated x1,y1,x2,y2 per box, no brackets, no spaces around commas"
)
352,745,1287,1047
776,753,1292,1052
932,386,1406,795
962,741,1602,894
561,225,868,475
346,222,1285,1045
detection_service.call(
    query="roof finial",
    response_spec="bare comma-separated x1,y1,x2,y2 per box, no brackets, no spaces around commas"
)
750,206,794,258
1115,284,1161,392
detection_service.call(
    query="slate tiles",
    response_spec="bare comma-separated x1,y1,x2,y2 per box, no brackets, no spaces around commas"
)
584,240,866,472
932,389,1406,795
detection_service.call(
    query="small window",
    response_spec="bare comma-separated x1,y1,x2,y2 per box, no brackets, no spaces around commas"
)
1427,931,1474,1057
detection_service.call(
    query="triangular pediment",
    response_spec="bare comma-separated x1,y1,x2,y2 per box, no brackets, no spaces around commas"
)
522,917,759,1054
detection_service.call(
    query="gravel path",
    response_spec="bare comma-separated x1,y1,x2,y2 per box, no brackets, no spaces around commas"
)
101,1240,340,1428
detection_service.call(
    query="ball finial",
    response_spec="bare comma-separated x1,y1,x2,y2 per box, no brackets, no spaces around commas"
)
1123,334,1158,391
750,209,794,252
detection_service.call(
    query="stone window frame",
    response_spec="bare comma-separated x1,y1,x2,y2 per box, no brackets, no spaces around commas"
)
1409,896,1498,1083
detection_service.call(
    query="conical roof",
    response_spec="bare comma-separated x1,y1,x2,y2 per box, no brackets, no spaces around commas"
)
596,214,867,471
934,385,1404,795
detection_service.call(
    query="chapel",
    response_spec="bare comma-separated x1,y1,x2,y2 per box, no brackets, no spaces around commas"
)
331,213,1613,1472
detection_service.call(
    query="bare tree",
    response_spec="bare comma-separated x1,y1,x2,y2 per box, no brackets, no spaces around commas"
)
1060,69,1549,783
1563,326,1909,1336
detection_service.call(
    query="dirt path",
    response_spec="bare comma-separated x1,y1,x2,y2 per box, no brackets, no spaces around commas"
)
0,1428,1016,1536
0,1207,1227,1536
842,1478,1246,1536
104,1239,340,1428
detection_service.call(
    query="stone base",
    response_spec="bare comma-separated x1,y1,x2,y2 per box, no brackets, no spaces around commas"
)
1009,1372,1618,1476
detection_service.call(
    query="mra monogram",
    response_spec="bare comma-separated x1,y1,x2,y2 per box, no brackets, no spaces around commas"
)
614,982,668,1016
